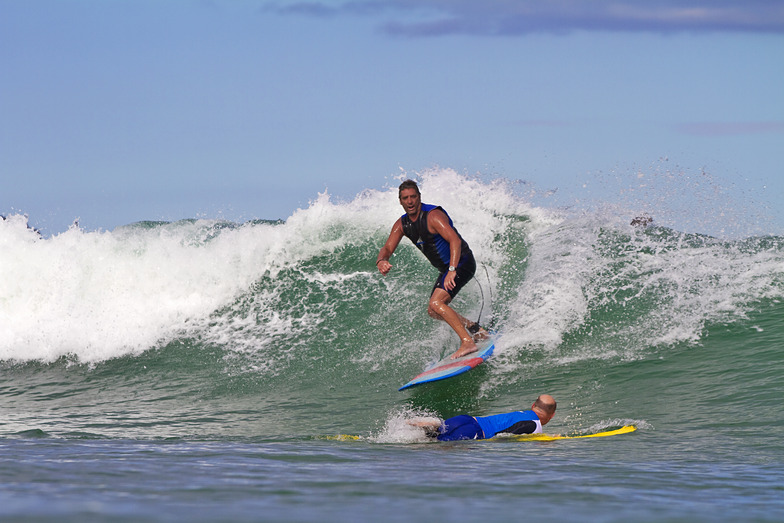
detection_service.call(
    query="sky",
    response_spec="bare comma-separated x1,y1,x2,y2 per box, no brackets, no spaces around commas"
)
2,0,783,236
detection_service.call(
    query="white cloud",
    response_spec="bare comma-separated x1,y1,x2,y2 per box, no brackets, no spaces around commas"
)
265,0,784,36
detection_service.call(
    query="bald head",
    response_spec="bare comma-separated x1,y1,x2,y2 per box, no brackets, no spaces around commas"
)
532,394,557,425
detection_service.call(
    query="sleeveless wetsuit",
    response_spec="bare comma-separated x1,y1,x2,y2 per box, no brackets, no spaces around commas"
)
400,203,476,297
436,411,543,441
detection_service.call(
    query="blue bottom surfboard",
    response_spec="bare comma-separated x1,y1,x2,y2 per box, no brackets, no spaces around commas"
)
399,337,495,391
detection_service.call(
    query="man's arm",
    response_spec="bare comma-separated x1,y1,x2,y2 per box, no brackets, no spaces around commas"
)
426,209,462,290
498,420,538,435
407,417,443,438
376,219,404,275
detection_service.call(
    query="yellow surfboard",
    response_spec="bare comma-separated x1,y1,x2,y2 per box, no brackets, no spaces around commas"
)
323,434,361,441
324,425,636,443
507,425,637,441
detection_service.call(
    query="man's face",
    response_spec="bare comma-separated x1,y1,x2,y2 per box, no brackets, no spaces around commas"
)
399,188,421,217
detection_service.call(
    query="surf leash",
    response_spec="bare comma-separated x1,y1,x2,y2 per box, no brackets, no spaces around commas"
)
472,263,495,330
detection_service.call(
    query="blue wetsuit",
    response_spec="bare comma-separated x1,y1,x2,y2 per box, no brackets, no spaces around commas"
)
436,411,543,441
400,203,475,297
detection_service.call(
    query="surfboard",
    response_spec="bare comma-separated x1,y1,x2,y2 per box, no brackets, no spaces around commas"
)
322,434,361,441
398,336,495,391
324,425,636,442
506,424,637,442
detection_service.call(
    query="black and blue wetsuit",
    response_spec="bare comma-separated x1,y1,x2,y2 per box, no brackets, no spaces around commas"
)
400,203,475,297
436,411,544,441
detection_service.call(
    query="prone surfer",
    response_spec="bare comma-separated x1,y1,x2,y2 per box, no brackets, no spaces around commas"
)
409,394,557,441
376,179,488,359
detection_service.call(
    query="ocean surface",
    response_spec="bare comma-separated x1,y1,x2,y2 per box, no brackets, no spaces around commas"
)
2,171,783,522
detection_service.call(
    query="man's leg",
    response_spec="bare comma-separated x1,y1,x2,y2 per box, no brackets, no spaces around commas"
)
428,289,478,358
436,415,484,441
430,306,488,341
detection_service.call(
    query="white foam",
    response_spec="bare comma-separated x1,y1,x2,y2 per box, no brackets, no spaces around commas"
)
0,218,283,363
371,408,440,444
498,205,784,367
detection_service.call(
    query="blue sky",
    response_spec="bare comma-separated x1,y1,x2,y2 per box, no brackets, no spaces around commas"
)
2,0,783,235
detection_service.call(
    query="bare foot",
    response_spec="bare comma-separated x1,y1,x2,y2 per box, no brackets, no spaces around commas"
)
451,340,478,359
467,322,490,342
472,327,490,342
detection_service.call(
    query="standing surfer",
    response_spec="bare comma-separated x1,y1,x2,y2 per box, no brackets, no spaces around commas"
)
376,179,488,359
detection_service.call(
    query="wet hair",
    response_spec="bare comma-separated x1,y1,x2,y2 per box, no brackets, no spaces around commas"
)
398,179,420,197
631,215,653,227
534,395,557,415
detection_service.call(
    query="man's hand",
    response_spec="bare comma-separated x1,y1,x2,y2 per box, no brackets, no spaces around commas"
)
377,259,392,275
444,270,457,291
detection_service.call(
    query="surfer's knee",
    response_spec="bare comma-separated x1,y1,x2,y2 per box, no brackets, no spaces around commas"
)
427,302,442,319
428,289,454,320
429,293,446,309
